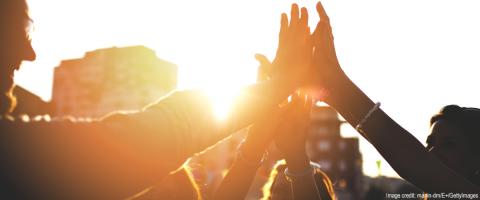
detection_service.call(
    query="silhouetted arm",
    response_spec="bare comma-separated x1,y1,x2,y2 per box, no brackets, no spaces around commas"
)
310,1,480,193
214,95,286,200
213,139,267,200
0,80,295,200
216,5,316,199
327,78,480,193
275,93,321,200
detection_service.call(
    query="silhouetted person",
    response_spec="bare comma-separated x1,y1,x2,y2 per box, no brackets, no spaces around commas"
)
304,0,480,195
0,0,314,199
261,161,335,200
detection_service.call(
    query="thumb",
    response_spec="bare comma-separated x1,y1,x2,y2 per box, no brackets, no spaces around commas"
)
255,53,273,81
255,53,271,66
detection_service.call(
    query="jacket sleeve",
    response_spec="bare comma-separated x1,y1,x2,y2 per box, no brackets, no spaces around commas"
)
0,90,237,200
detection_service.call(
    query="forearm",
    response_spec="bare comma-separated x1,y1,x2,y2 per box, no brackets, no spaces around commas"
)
328,77,479,192
0,77,295,199
361,108,479,192
214,135,270,200
285,155,321,200
141,77,294,159
0,119,166,200
213,160,259,200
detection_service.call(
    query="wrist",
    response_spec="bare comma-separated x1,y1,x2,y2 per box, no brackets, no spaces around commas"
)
325,77,376,128
323,75,355,106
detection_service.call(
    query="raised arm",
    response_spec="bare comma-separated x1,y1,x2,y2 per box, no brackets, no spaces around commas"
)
214,6,314,199
274,93,321,200
309,1,480,193
213,108,282,200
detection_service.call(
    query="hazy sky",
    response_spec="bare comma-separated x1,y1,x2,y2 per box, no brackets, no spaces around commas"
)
17,0,480,178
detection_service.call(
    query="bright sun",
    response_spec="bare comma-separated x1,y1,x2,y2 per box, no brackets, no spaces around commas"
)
203,85,243,120
177,55,259,120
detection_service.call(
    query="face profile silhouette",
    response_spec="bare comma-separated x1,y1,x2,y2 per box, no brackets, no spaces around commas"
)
0,0,36,115
428,105,480,185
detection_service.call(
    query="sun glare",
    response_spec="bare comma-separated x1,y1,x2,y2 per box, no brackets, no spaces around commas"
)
176,54,258,121
203,83,243,120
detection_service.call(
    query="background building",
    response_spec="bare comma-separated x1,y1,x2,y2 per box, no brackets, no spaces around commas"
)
51,46,177,117
307,106,364,200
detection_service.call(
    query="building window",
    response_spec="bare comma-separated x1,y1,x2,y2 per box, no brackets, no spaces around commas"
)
338,141,347,151
338,179,348,189
318,160,332,171
314,127,328,136
317,141,331,151
339,160,347,171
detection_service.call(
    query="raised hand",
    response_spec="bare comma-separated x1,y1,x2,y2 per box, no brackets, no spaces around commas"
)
310,1,349,102
270,4,313,89
255,54,272,82
274,92,313,166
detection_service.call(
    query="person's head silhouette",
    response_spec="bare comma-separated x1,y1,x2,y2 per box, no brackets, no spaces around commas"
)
0,0,36,115
262,160,335,200
428,105,480,185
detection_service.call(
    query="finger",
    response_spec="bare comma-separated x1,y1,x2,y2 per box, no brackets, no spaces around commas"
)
301,94,313,119
327,22,334,41
290,4,300,28
306,95,313,109
312,1,331,39
316,1,330,22
312,21,329,47
312,21,325,46
300,7,308,29
297,92,310,113
290,91,302,108
304,93,308,107
255,53,272,67
291,92,311,121
300,7,310,40
304,95,313,114
255,54,272,81
279,13,289,48
304,26,314,53
280,13,288,35
301,93,309,109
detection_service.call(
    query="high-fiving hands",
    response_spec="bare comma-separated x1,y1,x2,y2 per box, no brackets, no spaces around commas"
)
258,1,349,104
244,1,347,161
265,4,313,90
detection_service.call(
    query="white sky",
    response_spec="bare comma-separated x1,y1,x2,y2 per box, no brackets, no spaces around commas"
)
16,0,480,178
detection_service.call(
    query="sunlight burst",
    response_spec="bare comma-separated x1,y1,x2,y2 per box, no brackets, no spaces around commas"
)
203,83,243,120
